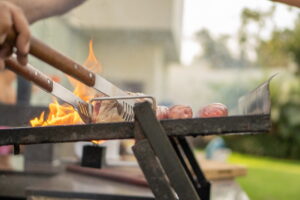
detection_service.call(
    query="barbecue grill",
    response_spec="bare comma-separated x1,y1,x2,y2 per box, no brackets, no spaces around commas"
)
0,75,273,200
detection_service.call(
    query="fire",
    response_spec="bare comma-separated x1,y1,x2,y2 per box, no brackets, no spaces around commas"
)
30,40,104,144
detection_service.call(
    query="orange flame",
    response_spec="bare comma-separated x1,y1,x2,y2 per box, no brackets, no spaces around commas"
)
30,40,104,145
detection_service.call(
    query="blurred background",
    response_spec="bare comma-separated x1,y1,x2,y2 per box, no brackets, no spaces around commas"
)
1,0,300,199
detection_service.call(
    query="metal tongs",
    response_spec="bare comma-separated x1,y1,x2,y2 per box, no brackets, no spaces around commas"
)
5,56,92,124
3,33,155,122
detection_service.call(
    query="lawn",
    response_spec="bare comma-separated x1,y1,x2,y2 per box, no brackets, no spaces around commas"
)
228,153,300,200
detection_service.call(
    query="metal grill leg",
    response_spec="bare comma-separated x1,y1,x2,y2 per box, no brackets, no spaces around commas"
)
169,138,201,195
133,102,201,200
174,137,211,200
133,139,177,200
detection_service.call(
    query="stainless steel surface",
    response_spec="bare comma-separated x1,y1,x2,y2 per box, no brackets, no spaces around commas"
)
94,76,136,121
238,74,276,115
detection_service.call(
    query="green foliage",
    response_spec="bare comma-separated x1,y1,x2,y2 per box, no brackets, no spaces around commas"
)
257,16,300,73
225,73,300,159
241,8,262,23
285,18,300,73
194,29,249,68
238,6,277,66
256,30,291,68
240,6,276,26
198,6,300,159
195,29,241,68
227,7,300,159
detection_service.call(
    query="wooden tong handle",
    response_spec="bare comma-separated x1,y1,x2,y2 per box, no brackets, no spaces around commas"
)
5,57,53,93
4,32,96,87
30,37,96,87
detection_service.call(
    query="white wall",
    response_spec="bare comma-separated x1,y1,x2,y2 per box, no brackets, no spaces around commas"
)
29,18,169,105
29,0,183,105
65,0,182,61
92,38,166,100
68,0,177,31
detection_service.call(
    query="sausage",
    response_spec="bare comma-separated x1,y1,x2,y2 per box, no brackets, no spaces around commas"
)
156,106,169,120
168,105,193,119
198,103,228,118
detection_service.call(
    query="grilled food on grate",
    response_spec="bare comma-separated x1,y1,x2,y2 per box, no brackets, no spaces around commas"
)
91,92,195,123
198,103,228,118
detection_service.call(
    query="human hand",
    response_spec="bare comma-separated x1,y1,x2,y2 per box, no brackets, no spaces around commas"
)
0,1,30,70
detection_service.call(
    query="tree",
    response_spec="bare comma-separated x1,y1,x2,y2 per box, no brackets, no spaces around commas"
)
256,30,292,68
285,17,300,74
194,29,245,68
238,6,276,65
256,15,300,74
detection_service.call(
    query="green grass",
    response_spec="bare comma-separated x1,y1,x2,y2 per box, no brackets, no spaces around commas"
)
228,153,300,200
